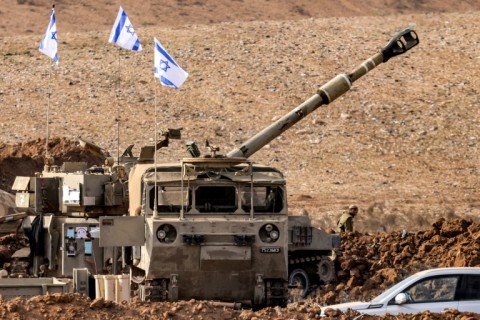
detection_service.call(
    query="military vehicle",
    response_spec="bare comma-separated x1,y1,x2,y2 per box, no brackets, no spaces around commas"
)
12,28,418,306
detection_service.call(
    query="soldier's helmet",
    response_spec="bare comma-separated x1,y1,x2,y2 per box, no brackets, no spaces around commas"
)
348,205,358,215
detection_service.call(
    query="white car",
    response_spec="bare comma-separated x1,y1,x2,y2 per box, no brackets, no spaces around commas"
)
321,267,480,316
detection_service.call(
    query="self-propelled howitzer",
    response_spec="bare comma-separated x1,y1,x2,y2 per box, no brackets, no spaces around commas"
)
13,28,418,306
126,28,418,304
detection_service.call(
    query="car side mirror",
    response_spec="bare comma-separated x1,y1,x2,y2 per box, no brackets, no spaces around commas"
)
395,293,408,305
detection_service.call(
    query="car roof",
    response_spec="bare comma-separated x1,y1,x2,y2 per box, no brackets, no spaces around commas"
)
369,267,480,304
414,267,480,277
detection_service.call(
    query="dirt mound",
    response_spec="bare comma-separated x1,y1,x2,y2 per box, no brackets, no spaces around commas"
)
314,218,480,305
0,292,478,320
0,138,104,193
0,233,27,263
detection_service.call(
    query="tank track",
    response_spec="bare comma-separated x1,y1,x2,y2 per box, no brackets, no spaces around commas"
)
288,254,335,288
141,279,168,301
265,279,288,307
289,254,327,266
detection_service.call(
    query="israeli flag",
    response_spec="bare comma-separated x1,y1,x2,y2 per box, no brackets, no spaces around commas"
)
109,6,142,51
39,7,59,64
154,38,188,89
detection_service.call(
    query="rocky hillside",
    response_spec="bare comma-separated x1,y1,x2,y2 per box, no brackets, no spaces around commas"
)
1,1,480,319
3,0,480,36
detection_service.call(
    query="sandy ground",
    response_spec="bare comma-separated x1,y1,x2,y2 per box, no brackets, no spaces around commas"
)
1,3,479,232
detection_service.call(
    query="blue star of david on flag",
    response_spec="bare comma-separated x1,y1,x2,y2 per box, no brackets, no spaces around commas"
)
109,6,142,51
125,25,135,36
39,6,59,64
154,38,188,89
159,60,171,72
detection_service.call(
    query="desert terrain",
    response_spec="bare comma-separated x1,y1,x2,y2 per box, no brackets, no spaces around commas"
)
0,0,480,318
1,0,479,232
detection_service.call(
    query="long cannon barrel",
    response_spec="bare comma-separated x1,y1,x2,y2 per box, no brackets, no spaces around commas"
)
227,28,419,159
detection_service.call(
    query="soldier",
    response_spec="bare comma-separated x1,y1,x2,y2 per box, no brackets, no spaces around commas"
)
337,205,358,233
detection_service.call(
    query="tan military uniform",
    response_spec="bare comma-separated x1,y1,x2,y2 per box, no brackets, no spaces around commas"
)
337,212,354,233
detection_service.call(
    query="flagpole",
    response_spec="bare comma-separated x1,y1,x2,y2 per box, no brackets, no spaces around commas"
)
45,64,52,161
116,47,121,165
39,3,57,164
45,3,55,161
153,80,158,218
152,37,188,218
108,6,143,164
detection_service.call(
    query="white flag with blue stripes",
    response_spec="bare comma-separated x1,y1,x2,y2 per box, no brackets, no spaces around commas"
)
154,38,188,89
39,7,59,64
109,7,142,51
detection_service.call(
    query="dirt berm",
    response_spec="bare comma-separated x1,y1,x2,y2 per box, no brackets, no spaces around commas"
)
0,293,479,320
0,292,478,320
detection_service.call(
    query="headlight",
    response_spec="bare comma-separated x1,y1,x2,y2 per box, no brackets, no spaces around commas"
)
157,230,167,240
270,230,279,240
259,224,280,243
156,224,177,243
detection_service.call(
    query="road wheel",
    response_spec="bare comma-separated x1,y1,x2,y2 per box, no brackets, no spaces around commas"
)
317,256,335,283
288,268,310,301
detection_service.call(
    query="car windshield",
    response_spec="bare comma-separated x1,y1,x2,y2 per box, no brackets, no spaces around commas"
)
371,273,421,303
